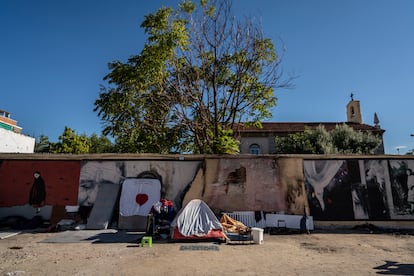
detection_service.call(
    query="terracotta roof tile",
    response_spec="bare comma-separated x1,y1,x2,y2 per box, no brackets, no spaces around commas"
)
235,122,385,134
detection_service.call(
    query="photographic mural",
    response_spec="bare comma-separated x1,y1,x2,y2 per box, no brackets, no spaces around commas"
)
304,159,414,220
78,160,202,210
78,161,126,207
304,160,356,220
1,157,413,222
360,160,391,220
389,160,414,217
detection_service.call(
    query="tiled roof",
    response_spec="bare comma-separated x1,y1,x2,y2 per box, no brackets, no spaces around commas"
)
235,122,385,134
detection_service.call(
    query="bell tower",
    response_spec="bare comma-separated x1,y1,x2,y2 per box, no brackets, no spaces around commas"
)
346,93,362,124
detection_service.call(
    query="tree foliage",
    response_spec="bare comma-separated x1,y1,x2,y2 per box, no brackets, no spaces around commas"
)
88,133,115,153
35,128,114,154
330,124,382,154
51,127,90,154
34,135,52,153
275,124,382,154
94,0,291,154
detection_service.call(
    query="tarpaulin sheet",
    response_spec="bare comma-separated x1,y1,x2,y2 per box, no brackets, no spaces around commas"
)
171,199,222,237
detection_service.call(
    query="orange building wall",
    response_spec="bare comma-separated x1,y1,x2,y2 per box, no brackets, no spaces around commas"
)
0,116,17,126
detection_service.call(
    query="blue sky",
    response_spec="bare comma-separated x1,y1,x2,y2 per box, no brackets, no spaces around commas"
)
1,0,413,154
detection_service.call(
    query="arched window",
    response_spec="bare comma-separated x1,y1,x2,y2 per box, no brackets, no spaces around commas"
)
249,144,260,155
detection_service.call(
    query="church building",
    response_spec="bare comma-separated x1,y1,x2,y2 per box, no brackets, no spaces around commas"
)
236,97,385,154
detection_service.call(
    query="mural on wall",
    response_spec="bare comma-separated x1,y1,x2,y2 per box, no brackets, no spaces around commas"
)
78,161,126,206
0,160,80,207
358,160,391,220
78,160,202,211
389,160,414,217
304,160,357,220
2,156,413,222
28,171,47,212
305,159,414,220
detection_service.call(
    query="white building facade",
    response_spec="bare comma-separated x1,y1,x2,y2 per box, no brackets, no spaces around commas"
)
0,110,35,153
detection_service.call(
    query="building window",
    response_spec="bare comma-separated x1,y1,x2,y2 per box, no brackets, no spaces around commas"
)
249,144,260,155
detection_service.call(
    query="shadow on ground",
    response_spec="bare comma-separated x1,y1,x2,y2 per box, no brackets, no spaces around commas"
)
373,260,414,275
39,229,144,244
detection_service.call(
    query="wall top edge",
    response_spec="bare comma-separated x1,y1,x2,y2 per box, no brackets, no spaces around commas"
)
0,153,413,161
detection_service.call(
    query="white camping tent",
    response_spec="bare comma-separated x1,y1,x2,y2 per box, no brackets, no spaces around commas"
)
171,199,225,240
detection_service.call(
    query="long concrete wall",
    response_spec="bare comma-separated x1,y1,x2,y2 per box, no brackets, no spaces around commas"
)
0,154,413,223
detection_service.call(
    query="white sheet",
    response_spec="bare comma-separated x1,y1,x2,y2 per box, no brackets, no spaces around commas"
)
172,199,222,237
119,178,161,216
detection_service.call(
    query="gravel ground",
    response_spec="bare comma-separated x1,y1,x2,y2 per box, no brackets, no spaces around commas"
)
1,227,414,276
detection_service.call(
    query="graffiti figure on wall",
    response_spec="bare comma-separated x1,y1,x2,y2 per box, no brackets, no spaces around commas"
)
389,160,414,215
363,160,390,219
77,161,126,222
352,160,391,220
409,179,414,213
305,159,414,220
29,171,46,213
78,161,125,206
304,160,355,220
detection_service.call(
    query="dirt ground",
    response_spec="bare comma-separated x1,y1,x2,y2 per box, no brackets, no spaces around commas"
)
1,228,414,276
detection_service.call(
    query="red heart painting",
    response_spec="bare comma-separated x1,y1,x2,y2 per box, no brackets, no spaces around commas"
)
136,193,148,206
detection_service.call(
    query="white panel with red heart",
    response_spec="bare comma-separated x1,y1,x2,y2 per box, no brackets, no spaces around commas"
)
119,178,161,216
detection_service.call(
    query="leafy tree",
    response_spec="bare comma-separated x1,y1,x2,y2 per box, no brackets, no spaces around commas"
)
275,124,381,154
330,124,382,154
88,133,115,153
213,126,240,154
275,126,331,154
94,0,292,154
34,129,114,154
34,135,53,153
52,127,90,154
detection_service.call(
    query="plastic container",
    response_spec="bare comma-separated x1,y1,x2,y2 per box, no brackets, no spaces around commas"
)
251,227,264,244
